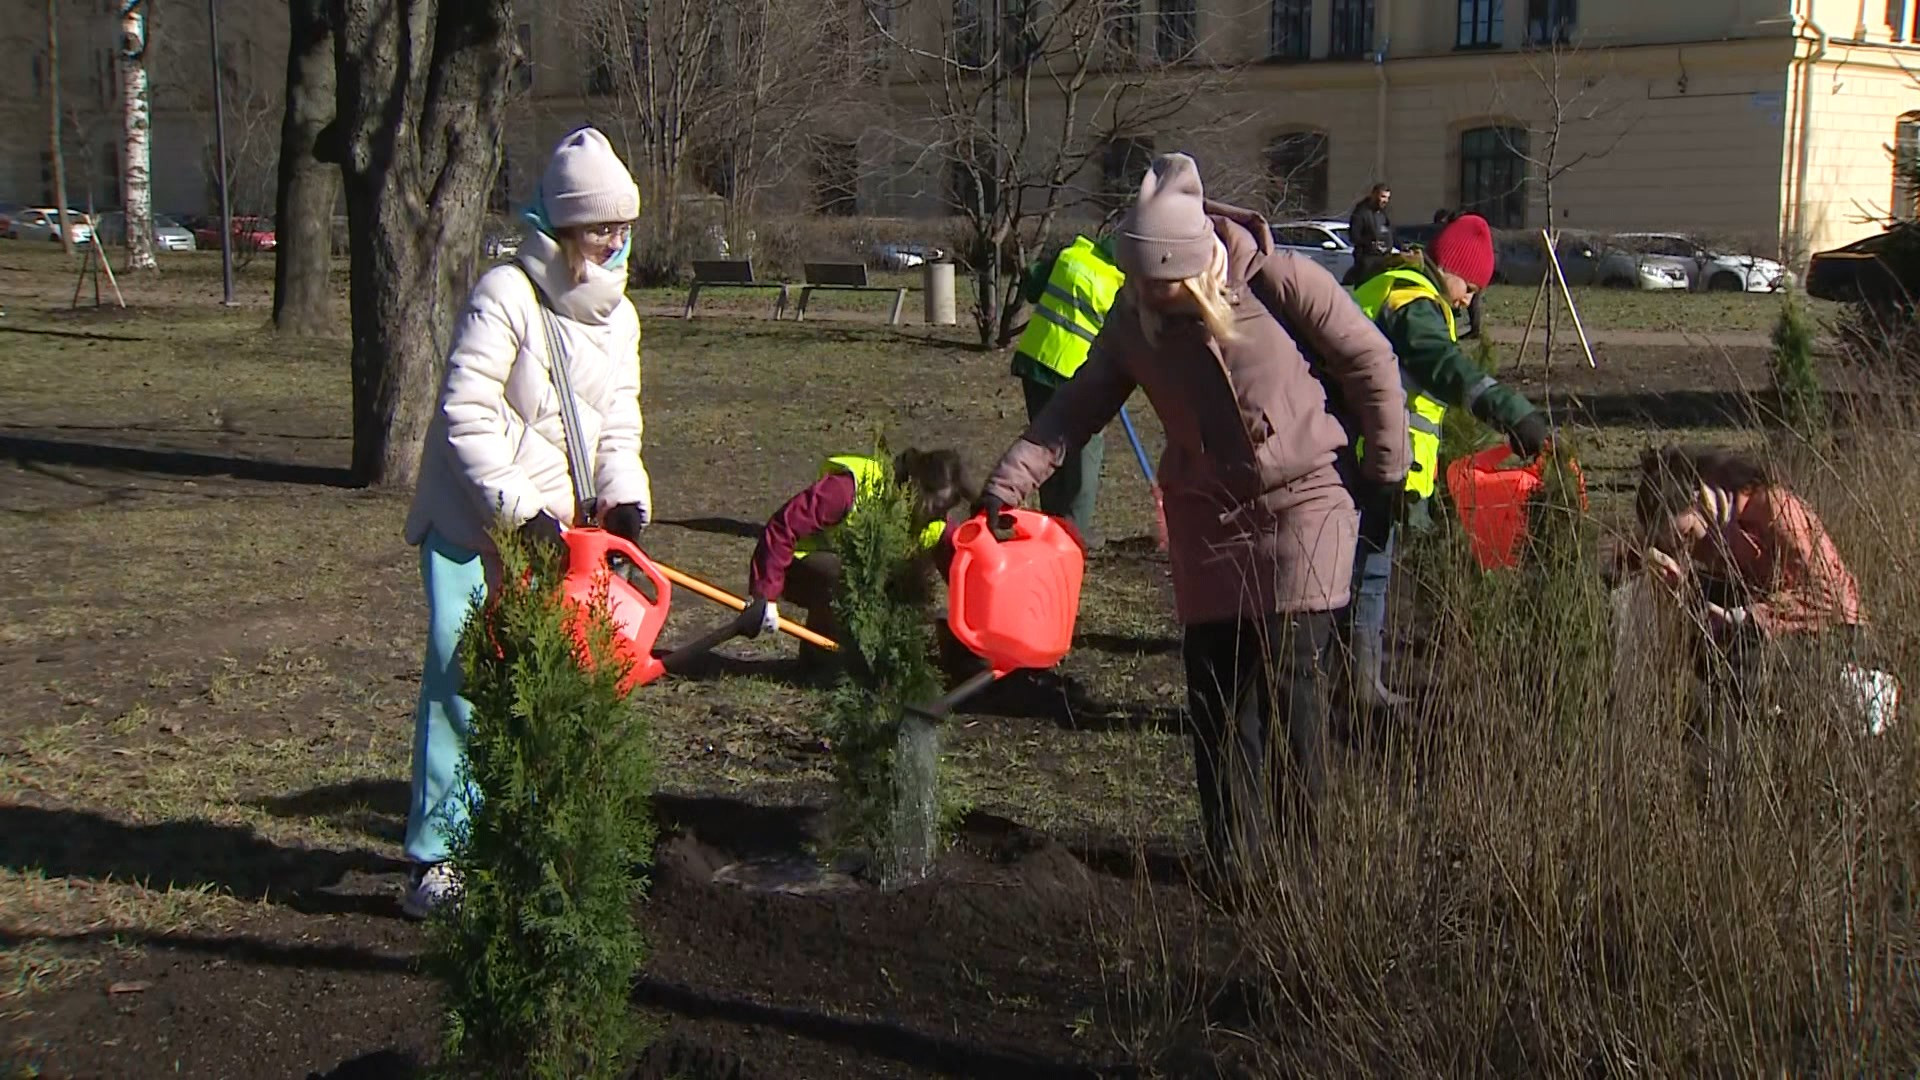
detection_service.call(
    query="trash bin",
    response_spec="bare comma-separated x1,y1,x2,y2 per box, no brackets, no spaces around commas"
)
923,259,957,327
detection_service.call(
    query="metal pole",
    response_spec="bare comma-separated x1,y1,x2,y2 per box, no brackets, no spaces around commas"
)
207,0,234,306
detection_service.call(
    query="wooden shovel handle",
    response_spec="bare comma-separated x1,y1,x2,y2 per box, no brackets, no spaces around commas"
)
655,562,841,652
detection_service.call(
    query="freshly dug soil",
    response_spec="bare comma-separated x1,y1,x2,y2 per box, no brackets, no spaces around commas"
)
12,803,1192,1079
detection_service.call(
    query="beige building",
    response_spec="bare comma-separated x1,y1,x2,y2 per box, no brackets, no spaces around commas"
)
4,0,1916,260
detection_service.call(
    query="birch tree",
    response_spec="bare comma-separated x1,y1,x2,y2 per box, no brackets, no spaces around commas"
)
45,0,73,257
119,0,156,270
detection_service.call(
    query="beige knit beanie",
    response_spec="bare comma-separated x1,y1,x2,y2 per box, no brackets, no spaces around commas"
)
540,127,641,228
1115,153,1215,281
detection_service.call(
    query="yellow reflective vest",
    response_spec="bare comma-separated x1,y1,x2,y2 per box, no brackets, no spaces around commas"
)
1351,269,1456,499
1015,236,1126,380
795,454,948,557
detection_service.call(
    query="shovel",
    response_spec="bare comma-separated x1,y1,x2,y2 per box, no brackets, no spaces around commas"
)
655,608,758,675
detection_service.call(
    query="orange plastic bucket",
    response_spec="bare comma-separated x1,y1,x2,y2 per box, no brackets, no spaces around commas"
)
560,527,671,692
1444,445,1586,570
947,509,1086,675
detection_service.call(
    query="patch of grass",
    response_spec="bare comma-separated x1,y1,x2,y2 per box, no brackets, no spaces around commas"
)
1480,285,1841,335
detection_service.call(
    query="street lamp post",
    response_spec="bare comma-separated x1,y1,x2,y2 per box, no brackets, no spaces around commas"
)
207,0,234,305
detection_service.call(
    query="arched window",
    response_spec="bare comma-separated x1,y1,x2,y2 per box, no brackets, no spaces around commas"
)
1459,125,1528,228
1894,112,1920,221
1265,131,1330,218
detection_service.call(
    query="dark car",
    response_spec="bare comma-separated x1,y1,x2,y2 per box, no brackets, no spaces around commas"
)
1494,233,1602,287
1806,223,1920,308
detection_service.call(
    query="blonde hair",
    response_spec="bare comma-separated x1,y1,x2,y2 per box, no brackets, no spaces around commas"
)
555,229,592,285
1138,237,1241,346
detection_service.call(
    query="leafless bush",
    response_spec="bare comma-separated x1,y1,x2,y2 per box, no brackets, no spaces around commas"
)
1108,399,1920,1074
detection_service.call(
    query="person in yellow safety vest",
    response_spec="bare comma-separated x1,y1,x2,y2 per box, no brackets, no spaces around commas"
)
744,448,973,669
1345,213,1550,710
1008,233,1125,545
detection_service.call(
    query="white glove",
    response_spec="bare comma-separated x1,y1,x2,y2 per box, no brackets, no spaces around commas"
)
743,598,780,638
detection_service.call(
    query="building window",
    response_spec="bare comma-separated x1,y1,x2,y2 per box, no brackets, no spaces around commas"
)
1156,0,1197,62
1270,0,1310,60
954,0,985,66
1526,0,1575,45
586,57,615,96
491,148,511,214
1003,0,1044,71
815,140,860,216
1460,125,1528,228
1329,0,1374,59
1099,135,1155,211
949,151,998,216
1458,0,1503,48
864,0,894,78
1895,114,1920,221
1266,131,1329,217
514,23,534,91
1108,0,1141,61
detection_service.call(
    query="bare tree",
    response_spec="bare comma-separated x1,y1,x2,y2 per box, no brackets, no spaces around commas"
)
328,1,516,488
46,0,73,256
273,0,337,334
1491,36,1631,369
873,0,1241,345
119,0,156,270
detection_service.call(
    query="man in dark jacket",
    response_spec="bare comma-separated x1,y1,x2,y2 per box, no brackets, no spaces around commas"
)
1346,183,1393,284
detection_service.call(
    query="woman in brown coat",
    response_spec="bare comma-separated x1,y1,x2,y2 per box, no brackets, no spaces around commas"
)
976,154,1409,884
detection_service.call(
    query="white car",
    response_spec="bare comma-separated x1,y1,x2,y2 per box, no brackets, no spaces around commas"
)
1271,220,1355,282
1611,232,1790,293
12,208,92,245
92,211,197,252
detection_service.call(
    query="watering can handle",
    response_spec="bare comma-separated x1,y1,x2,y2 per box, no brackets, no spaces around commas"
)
595,530,672,600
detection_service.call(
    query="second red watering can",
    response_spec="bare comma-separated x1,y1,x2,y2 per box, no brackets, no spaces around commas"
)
560,527,672,692
1444,445,1587,570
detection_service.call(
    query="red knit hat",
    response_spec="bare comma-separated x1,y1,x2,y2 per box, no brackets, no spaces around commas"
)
1429,213,1495,290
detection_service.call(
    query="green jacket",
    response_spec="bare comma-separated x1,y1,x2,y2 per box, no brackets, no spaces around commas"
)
1375,258,1535,432
1012,234,1120,388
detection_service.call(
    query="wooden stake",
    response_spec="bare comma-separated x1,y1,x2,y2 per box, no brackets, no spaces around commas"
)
1542,228,1594,368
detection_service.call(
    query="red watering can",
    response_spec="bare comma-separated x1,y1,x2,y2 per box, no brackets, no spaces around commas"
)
1444,444,1587,570
560,527,672,692
914,508,1086,719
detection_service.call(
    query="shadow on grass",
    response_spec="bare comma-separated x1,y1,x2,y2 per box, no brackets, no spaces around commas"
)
255,778,408,845
962,669,1185,734
0,324,149,343
655,515,764,540
0,804,407,917
0,435,355,487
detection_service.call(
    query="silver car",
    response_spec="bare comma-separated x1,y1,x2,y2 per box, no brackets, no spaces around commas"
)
12,208,92,245
1271,220,1356,283
1595,238,1692,291
93,211,197,252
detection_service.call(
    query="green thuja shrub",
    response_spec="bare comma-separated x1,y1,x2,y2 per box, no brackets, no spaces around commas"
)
430,530,656,1080
821,446,944,886
1770,292,1827,444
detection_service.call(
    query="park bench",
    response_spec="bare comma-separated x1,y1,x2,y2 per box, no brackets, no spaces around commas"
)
683,259,790,320
794,262,910,326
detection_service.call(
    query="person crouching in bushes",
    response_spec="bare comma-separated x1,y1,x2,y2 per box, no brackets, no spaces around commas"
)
742,448,974,672
398,127,652,919
1634,446,1893,780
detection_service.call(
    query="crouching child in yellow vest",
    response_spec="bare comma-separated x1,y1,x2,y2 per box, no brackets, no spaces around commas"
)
1346,213,1550,709
743,449,975,673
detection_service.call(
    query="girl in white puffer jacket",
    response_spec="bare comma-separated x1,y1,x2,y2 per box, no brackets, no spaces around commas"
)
398,127,652,918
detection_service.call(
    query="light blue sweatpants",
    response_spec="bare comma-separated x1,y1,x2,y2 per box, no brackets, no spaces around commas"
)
404,530,491,865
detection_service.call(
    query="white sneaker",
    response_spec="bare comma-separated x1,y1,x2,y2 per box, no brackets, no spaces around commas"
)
401,862,461,920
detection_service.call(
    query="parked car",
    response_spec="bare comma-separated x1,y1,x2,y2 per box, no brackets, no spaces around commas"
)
1272,220,1356,282
13,208,92,245
1493,232,1603,287
482,219,522,260
873,243,944,271
0,201,23,238
91,210,197,252
1608,232,1789,292
193,214,277,252
1595,236,1694,291
1806,222,1920,308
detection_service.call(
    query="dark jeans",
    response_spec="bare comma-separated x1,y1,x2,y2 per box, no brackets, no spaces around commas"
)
1021,377,1104,541
783,550,980,679
1183,611,1336,886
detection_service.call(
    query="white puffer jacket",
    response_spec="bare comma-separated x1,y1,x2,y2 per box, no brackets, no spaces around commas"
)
404,230,651,554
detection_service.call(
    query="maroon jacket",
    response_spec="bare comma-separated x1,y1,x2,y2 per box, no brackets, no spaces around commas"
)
749,471,858,601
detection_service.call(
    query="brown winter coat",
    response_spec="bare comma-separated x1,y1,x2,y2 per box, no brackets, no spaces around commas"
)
984,203,1409,625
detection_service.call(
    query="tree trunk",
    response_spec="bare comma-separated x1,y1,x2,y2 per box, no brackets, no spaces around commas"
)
46,0,73,257
121,0,157,271
274,0,337,334
331,0,514,488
